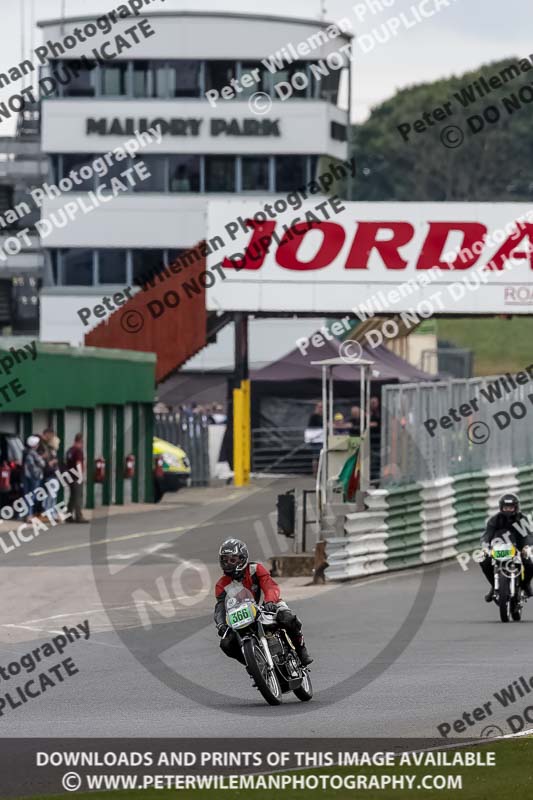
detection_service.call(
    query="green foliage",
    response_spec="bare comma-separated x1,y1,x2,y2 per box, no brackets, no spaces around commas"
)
353,56,533,201
437,317,533,375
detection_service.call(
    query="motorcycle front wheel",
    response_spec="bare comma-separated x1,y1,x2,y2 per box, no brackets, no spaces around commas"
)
498,576,511,622
243,638,282,706
293,669,313,702
511,594,522,622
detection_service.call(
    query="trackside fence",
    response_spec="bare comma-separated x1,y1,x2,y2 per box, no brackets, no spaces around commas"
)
154,412,209,486
380,376,533,486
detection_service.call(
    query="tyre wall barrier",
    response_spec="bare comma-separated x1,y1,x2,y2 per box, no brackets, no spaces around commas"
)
324,466,529,581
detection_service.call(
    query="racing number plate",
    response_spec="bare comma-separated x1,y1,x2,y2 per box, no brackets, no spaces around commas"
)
229,606,251,626
492,547,515,559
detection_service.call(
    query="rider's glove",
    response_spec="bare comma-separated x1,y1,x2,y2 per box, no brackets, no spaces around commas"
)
522,545,531,559
263,602,278,613
217,624,228,638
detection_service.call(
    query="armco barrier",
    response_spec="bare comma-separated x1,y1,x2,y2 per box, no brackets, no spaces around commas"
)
384,484,424,571
517,465,533,512
326,491,389,581
324,466,533,581
453,472,489,552
419,477,457,563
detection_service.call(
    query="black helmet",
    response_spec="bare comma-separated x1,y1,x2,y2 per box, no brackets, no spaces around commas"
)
219,538,249,578
499,493,519,518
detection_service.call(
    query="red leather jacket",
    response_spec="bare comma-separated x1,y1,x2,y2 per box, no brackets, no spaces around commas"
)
214,562,280,627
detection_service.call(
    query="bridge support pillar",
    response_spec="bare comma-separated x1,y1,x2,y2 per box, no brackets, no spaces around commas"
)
233,314,250,486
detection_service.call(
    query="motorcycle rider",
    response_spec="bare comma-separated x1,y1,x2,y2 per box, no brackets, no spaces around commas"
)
214,538,313,666
480,493,533,602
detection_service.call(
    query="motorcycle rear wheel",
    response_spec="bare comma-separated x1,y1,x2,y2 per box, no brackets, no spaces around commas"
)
243,638,282,706
293,669,313,702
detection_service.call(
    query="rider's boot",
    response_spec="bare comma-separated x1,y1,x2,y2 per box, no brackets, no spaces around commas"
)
293,633,313,666
484,587,495,602
523,583,533,598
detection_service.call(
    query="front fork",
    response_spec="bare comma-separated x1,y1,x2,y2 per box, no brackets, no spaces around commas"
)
239,629,275,671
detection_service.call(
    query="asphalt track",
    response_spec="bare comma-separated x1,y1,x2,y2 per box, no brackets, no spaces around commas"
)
0,478,531,741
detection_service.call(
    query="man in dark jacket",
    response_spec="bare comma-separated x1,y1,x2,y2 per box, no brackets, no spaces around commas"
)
65,433,87,523
479,493,533,601
214,538,312,666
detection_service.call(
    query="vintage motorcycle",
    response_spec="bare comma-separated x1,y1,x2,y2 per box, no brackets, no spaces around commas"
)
223,583,313,705
490,541,528,622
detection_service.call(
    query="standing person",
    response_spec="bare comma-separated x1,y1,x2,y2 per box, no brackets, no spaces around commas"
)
307,401,323,429
369,396,381,483
38,429,60,520
65,433,88,524
349,405,361,436
22,436,45,520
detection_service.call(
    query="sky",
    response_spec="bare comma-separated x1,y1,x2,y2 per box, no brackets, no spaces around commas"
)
0,0,530,135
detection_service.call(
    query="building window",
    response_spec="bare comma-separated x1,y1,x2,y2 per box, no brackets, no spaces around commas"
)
239,62,271,96
52,59,97,97
205,61,236,94
205,156,236,192
97,249,128,284
61,249,94,285
132,250,167,284
275,156,307,192
132,155,167,192
132,60,167,97
242,156,270,191
166,249,186,266
101,62,128,95
318,66,342,104
60,154,97,192
168,60,201,97
169,155,200,192
49,250,58,284
271,63,309,99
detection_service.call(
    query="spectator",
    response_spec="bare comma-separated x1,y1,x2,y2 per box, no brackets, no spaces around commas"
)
38,429,60,520
65,433,88,524
334,412,351,433
22,436,45,521
370,396,381,427
369,396,382,482
307,401,323,429
349,405,361,436
208,403,227,424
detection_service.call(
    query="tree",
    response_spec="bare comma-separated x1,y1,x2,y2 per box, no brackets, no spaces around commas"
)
352,57,533,201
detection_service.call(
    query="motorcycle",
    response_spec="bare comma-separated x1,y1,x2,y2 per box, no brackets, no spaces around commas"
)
223,583,313,706
490,541,527,622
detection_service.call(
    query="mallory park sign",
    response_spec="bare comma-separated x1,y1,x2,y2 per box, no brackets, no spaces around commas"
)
86,117,281,137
